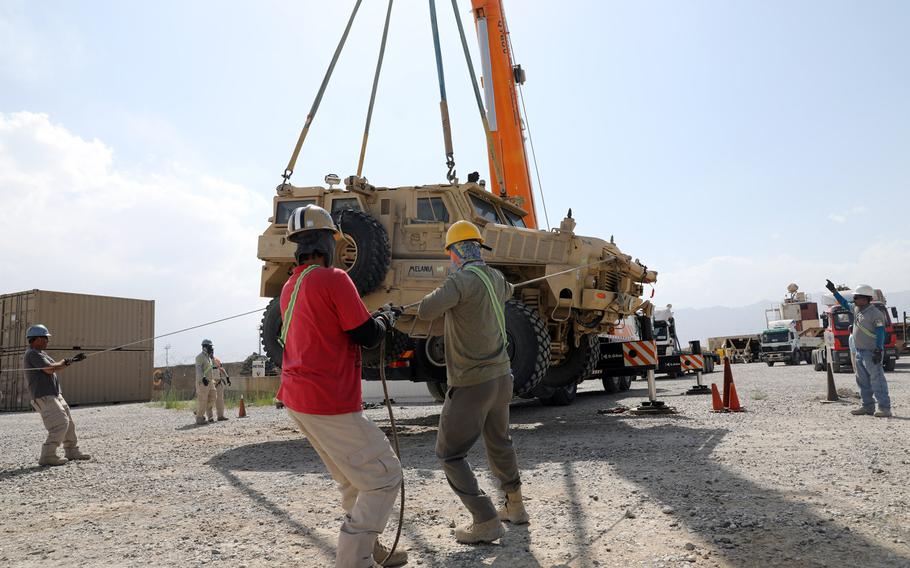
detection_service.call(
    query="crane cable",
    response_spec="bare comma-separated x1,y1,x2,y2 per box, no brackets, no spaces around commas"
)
283,0,363,183
356,0,395,177
503,15,552,232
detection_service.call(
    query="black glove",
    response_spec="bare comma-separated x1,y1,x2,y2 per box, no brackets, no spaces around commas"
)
873,349,883,365
825,279,837,293
63,358,72,366
225,376,232,386
202,377,209,387
374,304,401,329
72,353,86,363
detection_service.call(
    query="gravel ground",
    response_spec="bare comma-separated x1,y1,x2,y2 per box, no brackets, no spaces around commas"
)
1,362,909,568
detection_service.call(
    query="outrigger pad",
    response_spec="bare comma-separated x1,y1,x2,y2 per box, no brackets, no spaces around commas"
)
630,400,677,415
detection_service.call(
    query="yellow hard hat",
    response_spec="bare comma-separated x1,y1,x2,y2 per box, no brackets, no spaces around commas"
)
445,220,484,250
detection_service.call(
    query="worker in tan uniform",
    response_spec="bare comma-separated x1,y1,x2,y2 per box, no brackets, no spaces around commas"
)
23,324,91,466
278,205,407,568
194,339,217,424
417,220,529,544
207,355,230,421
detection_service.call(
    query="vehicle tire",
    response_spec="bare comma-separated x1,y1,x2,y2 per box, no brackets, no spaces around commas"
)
332,209,391,296
813,359,823,371
618,375,633,391
426,381,447,403
261,297,284,369
361,329,411,369
505,300,551,398
885,357,896,372
602,376,620,393
541,334,600,388
540,383,578,406
766,361,774,367
832,359,842,373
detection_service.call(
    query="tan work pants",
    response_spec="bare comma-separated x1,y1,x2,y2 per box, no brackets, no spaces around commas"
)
286,409,402,568
33,394,78,449
195,382,215,422
436,374,522,522
207,382,226,419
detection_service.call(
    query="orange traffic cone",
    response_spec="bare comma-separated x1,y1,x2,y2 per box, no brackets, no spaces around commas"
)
722,357,733,408
728,383,744,412
238,394,248,418
710,383,726,412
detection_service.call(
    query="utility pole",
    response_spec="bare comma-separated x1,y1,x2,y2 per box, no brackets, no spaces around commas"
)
164,344,171,370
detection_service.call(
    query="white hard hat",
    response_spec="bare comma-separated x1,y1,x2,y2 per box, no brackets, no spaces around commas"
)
854,284,874,298
286,204,338,242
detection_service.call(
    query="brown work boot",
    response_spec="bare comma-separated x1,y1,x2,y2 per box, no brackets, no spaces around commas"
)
373,539,408,567
217,416,229,421
874,407,892,418
850,406,875,416
454,517,504,544
38,444,68,467
497,489,530,525
64,447,91,461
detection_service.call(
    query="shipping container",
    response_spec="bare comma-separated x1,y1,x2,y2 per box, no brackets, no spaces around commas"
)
0,290,154,352
1,348,153,411
0,289,154,411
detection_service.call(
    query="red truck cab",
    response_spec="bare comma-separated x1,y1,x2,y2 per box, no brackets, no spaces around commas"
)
817,302,898,372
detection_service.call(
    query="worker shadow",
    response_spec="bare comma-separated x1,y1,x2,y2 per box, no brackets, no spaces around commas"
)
0,465,45,482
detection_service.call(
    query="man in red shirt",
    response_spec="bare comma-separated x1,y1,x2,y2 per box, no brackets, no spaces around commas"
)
277,205,406,568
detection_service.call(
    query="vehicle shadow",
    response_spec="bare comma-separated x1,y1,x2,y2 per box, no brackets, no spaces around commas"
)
208,385,908,567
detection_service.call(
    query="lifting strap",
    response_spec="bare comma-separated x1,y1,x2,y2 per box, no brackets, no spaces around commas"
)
283,0,363,183
464,265,507,346
356,0,394,177
429,0,456,182
278,265,319,347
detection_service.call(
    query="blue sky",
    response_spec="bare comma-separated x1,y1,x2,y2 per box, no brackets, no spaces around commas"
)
2,1,909,364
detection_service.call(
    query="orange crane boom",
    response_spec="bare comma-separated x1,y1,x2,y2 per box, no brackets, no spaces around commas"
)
470,0,538,229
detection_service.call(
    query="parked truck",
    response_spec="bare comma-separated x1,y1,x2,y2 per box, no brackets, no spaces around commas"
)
811,287,900,373
652,305,717,375
760,284,824,366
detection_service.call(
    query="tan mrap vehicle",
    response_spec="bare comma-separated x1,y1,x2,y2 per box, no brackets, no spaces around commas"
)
257,175,657,406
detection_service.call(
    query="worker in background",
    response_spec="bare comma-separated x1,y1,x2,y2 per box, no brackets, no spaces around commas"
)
23,324,91,466
826,280,892,417
194,339,218,424
278,205,406,568
207,354,230,421
417,220,528,545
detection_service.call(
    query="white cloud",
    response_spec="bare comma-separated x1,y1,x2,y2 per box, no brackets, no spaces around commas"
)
828,213,847,223
657,244,910,308
0,112,270,366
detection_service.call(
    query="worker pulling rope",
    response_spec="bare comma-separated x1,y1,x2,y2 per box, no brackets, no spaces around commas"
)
0,308,267,374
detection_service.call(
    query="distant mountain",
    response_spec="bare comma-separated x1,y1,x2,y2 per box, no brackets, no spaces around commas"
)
671,289,910,345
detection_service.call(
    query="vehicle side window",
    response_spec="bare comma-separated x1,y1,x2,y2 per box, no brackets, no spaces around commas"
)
276,199,317,224
470,195,502,224
415,197,449,223
330,198,361,213
503,209,527,228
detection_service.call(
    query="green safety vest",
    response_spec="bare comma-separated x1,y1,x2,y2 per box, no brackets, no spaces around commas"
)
278,265,319,347
464,265,508,347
